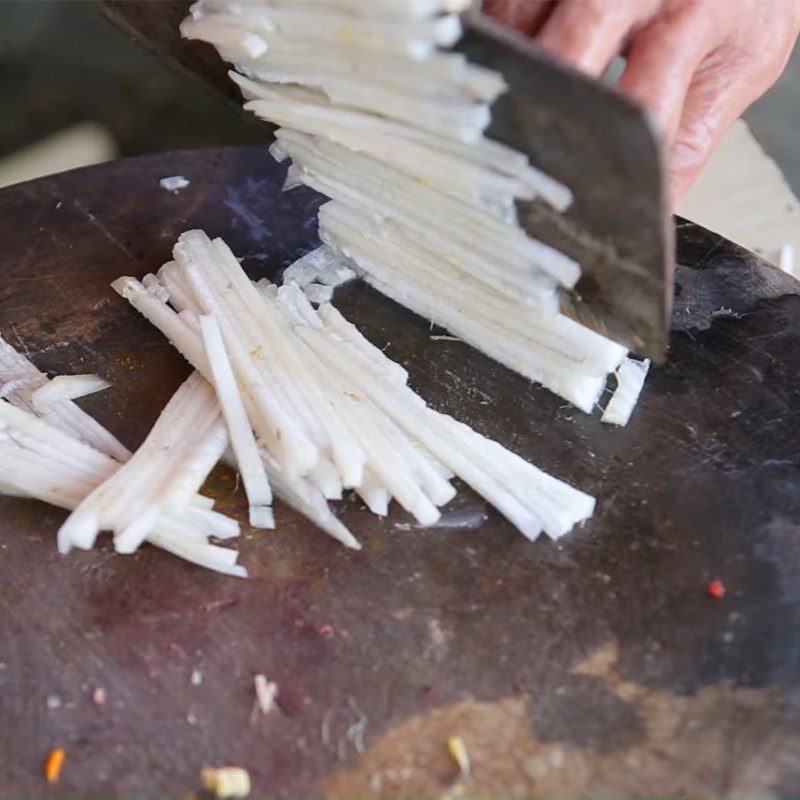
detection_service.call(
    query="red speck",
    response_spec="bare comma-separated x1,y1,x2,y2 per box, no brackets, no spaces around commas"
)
707,579,726,598
423,684,439,698
317,624,334,636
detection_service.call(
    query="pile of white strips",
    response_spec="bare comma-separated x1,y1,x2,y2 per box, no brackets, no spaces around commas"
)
180,0,650,415
0,230,610,576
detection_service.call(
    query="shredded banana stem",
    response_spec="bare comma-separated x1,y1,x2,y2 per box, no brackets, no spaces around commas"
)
200,314,274,527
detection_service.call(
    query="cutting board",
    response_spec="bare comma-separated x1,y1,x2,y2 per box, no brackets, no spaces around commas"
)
2,148,800,798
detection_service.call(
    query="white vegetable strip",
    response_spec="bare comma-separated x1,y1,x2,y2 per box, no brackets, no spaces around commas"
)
199,313,274,527
356,468,390,516
601,358,651,427
180,17,268,59
32,374,111,411
260,449,361,550
0,333,131,462
317,302,408,386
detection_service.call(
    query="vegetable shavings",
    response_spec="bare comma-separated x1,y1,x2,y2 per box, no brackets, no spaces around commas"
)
199,314,274,528
304,282,334,305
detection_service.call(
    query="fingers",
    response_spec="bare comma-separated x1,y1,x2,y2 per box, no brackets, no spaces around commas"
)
536,0,659,77
483,0,555,36
617,6,712,146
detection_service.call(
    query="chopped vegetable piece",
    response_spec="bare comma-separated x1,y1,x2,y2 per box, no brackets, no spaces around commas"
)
159,175,190,192
199,314,274,528
31,374,111,411
254,674,278,714
201,766,252,799
44,747,66,783
601,358,651,426
0,333,130,461
55,372,229,556
304,283,334,305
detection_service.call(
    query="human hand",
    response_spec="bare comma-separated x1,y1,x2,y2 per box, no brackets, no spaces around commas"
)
483,0,800,208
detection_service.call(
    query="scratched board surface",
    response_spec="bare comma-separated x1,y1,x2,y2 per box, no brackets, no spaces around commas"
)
2,149,800,798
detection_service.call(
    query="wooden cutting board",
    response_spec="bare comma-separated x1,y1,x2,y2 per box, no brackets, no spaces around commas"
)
2,148,800,798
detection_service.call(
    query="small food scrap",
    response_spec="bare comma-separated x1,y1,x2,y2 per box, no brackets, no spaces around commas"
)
601,358,651,427
46,694,62,710
191,668,203,686
253,674,278,715
92,687,106,706
159,175,190,192
303,282,334,305
446,735,470,797
201,766,251,799
45,747,66,783
707,579,726,599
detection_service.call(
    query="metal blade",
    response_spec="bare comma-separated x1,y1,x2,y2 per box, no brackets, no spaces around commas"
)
458,11,673,361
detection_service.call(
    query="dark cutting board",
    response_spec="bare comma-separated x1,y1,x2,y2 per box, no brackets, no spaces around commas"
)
2,148,800,798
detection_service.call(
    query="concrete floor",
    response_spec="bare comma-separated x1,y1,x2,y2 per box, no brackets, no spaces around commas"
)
0,1,797,192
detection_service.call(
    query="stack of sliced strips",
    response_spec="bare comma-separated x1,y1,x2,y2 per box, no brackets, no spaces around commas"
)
181,0,649,418
114,229,597,552
0,336,246,576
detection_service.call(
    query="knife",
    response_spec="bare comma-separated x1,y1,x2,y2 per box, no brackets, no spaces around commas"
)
97,0,673,360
